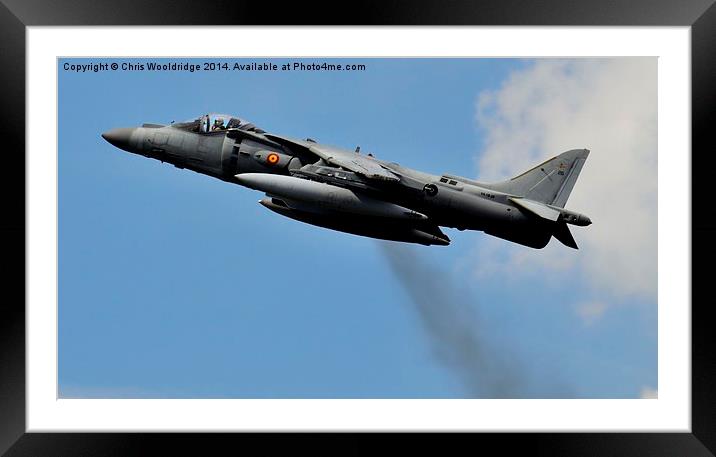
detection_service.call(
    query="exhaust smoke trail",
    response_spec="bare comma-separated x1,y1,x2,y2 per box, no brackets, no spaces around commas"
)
380,242,527,398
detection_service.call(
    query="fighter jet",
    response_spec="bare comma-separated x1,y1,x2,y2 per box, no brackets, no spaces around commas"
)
102,113,591,248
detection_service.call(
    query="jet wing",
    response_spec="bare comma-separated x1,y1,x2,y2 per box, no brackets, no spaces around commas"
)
265,134,400,182
226,128,282,147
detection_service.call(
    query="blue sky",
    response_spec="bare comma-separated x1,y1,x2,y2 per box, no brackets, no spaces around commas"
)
58,58,656,398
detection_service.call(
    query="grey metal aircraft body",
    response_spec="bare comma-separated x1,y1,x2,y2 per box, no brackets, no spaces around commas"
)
102,113,591,248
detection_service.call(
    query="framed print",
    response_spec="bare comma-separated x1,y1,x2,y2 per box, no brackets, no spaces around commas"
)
2,0,714,455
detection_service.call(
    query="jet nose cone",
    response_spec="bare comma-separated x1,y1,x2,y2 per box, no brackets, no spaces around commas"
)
101,127,135,152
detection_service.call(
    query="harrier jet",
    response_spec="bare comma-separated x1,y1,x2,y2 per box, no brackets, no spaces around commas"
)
102,113,591,248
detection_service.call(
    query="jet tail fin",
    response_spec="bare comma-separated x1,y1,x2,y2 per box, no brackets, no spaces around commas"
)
486,149,589,207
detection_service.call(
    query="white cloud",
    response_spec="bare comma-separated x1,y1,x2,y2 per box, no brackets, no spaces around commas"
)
473,59,657,302
576,301,608,326
640,386,658,399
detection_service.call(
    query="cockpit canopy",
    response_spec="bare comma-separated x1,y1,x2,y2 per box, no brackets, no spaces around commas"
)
172,113,261,133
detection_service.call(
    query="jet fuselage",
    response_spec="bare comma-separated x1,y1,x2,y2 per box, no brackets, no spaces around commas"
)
102,114,591,248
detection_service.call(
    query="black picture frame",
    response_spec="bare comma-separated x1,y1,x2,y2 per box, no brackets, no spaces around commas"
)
1,0,713,455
